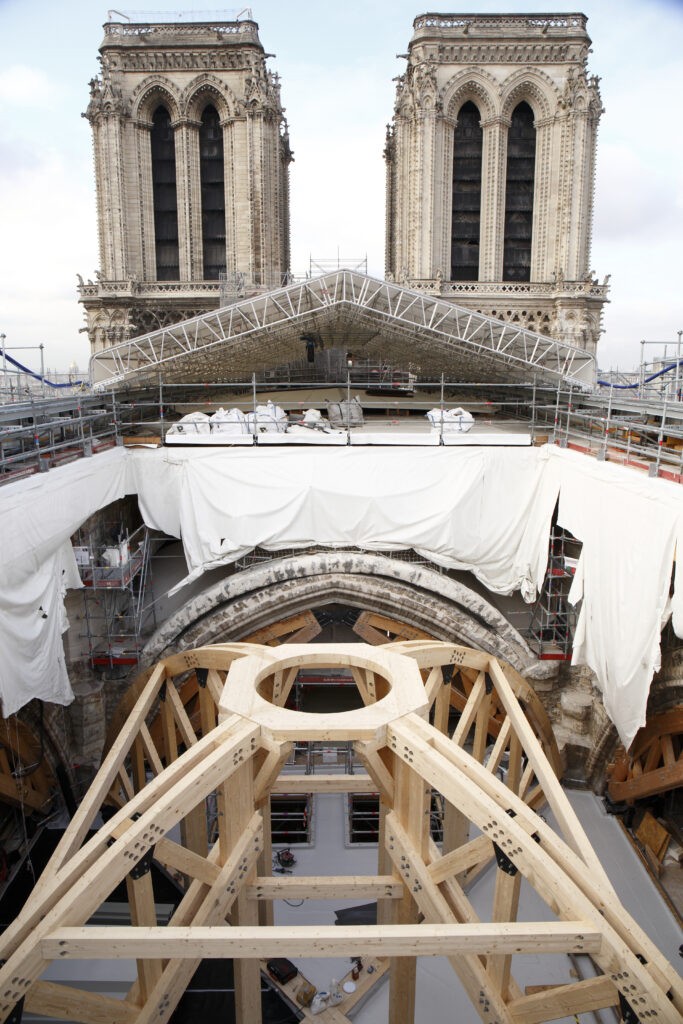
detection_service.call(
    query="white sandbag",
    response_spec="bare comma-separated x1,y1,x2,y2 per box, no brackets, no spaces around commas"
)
426,407,474,432
167,411,211,435
246,400,288,433
328,396,364,428
210,407,249,434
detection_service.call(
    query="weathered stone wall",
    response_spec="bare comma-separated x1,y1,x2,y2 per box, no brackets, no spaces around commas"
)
386,13,608,352
80,18,291,352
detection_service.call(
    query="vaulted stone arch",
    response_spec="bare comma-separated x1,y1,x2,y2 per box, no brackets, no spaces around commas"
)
500,67,558,124
131,76,182,125
182,73,240,122
442,67,498,124
142,551,544,677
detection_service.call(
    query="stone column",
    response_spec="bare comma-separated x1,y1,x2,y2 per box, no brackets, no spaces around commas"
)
479,116,508,282
173,118,202,281
531,115,555,282
91,113,129,281
134,120,156,281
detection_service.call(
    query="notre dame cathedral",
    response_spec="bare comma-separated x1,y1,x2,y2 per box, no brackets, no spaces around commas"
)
80,12,607,355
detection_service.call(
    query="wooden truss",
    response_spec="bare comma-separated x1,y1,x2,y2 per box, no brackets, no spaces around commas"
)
1,642,681,1024
608,706,683,803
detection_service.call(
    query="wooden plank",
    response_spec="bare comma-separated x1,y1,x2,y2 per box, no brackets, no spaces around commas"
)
451,672,486,746
126,870,163,1001
254,743,292,804
355,742,395,802
428,834,493,885
388,753,428,1024
487,866,522,998
508,976,620,1024
139,723,164,776
25,981,138,1024
166,682,199,748
37,662,164,880
608,759,683,802
219,757,262,1024
153,836,221,886
270,774,377,794
43,922,603,960
0,771,46,812
248,875,403,900
488,660,615,894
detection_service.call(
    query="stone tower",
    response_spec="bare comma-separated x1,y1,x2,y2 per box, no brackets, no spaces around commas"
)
79,15,292,352
385,13,608,353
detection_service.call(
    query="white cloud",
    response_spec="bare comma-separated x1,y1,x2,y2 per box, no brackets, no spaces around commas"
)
0,146,96,371
594,143,683,241
0,65,61,107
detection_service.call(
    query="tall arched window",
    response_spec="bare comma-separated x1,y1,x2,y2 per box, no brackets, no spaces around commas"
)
503,101,536,281
150,106,179,280
451,101,483,281
199,104,226,280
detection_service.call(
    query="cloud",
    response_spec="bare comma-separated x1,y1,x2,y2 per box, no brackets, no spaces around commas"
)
0,145,96,370
0,65,62,107
594,143,683,242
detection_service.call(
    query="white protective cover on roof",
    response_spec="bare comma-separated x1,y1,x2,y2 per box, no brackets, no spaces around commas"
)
0,448,130,716
127,446,559,600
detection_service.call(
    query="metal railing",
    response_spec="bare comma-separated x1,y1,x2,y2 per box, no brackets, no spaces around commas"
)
1,374,683,486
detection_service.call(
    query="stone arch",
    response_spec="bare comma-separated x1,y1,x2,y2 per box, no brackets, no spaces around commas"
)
131,76,182,124
182,73,239,122
442,67,498,122
142,551,545,677
500,68,557,123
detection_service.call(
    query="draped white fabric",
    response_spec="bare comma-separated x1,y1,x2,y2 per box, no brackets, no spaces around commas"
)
126,447,560,600
1,442,682,747
0,448,130,715
548,447,682,748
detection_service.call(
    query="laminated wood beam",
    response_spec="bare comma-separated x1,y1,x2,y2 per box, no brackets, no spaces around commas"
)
508,976,620,1024
25,982,139,1024
131,812,263,1024
42,922,603,960
0,720,260,1022
389,716,682,1023
270,773,377,793
248,875,403,901
385,810,515,1024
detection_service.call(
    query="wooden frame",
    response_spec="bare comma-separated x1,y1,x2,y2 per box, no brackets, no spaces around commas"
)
1,641,681,1024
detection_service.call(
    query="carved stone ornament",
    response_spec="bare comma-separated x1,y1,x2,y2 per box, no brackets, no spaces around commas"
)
84,70,131,122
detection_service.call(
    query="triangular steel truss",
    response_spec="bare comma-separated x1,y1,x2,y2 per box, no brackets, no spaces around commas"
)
89,272,596,391
1,642,680,1024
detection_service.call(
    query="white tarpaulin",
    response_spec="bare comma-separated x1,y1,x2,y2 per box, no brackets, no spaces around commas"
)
0,448,130,715
548,446,683,748
2,441,683,748
126,446,560,600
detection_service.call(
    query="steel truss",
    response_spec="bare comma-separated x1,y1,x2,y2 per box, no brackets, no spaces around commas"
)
90,271,596,390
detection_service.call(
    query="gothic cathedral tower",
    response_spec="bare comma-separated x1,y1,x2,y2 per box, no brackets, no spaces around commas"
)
385,13,608,353
79,15,291,352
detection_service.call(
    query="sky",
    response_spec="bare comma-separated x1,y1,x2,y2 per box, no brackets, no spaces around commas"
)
0,0,682,375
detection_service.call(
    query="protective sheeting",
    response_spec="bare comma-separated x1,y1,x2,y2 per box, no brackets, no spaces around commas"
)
548,447,683,748
0,448,130,716
2,441,682,747
127,446,559,598
128,444,683,748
